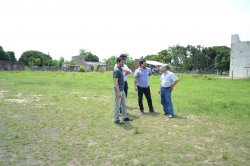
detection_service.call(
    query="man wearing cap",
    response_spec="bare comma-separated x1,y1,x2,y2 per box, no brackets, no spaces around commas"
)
113,57,133,124
159,64,178,118
134,59,155,113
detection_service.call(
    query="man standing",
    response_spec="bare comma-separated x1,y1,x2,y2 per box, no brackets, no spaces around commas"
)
114,54,132,97
134,59,154,113
159,64,178,118
113,57,133,124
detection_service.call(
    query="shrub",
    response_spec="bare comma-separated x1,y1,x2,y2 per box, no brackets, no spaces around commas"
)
79,66,85,72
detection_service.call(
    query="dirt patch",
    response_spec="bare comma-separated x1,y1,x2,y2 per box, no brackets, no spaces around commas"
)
5,94,42,105
71,91,82,94
80,97,88,100
0,147,4,160
67,158,81,166
50,127,62,140
5,98,30,105
24,154,41,165
0,90,7,100
87,139,97,146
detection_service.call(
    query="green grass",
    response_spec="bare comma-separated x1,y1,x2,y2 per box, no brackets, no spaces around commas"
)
0,71,249,165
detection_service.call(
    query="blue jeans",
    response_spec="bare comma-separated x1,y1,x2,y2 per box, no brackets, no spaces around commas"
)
161,87,174,116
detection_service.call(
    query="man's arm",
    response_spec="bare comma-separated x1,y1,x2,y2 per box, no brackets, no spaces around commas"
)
147,67,152,76
158,76,162,94
171,80,179,90
123,64,132,75
134,76,138,91
114,78,122,97
171,74,178,90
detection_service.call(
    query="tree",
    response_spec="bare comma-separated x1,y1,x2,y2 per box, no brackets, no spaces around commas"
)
124,55,134,70
5,51,16,62
167,45,188,71
144,50,172,63
79,49,99,62
214,46,230,73
19,50,52,66
144,54,161,62
202,47,217,72
51,60,59,66
0,46,10,61
105,56,117,71
158,49,172,63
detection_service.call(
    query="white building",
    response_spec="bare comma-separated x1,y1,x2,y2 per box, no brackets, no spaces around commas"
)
230,34,250,79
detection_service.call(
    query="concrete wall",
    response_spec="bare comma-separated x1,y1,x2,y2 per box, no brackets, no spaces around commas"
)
229,34,250,79
0,61,24,70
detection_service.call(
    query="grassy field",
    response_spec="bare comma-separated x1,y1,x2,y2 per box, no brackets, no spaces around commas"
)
0,71,249,165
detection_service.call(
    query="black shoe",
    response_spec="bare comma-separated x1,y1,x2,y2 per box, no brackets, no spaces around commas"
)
123,117,133,121
149,108,155,113
114,120,125,124
162,113,168,116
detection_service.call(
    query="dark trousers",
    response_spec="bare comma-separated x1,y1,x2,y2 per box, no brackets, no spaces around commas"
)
120,81,128,113
124,81,128,97
137,86,153,111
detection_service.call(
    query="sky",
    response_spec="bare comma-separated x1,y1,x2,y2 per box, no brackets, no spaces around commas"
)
1,0,250,61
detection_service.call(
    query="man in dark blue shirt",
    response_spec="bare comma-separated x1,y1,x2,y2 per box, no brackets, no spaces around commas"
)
113,57,133,124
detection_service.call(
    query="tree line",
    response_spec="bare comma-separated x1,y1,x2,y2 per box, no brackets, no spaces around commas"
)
0,46,17,62
1,44,230,73
104,45,230,73
143,45,230,73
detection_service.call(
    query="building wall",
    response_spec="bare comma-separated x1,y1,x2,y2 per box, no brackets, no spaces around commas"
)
0,61,24,70
72,55,85,66
229,34,250,79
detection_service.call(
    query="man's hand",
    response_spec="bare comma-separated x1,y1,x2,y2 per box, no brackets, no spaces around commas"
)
134,86,138,91
124,70,131,75
117,91,122,97
158,90,161,94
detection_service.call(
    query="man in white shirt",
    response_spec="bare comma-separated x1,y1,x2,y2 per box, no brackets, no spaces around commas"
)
159,64,178,118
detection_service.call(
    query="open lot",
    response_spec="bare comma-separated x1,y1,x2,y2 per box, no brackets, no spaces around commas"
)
0,71,249,165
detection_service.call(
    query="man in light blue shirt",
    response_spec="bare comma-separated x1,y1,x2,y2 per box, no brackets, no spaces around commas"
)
134,59,154,113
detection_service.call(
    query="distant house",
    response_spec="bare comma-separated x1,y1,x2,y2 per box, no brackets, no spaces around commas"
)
133,59,164,75
62,55,106,72
0,61,24,71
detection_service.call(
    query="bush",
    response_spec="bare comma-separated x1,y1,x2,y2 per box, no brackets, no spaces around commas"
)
24,66,31,71
79,66,85,72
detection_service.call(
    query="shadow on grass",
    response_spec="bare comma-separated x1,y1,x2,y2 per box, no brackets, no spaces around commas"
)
126,105,138,110
128,114,140,120
115,121,135,130
174,114,186,120
142,112,160,117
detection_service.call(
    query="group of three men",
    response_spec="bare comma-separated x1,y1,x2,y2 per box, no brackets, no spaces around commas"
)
113,54,178,124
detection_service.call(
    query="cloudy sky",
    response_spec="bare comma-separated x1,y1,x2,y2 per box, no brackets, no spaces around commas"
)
1,0,250,61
